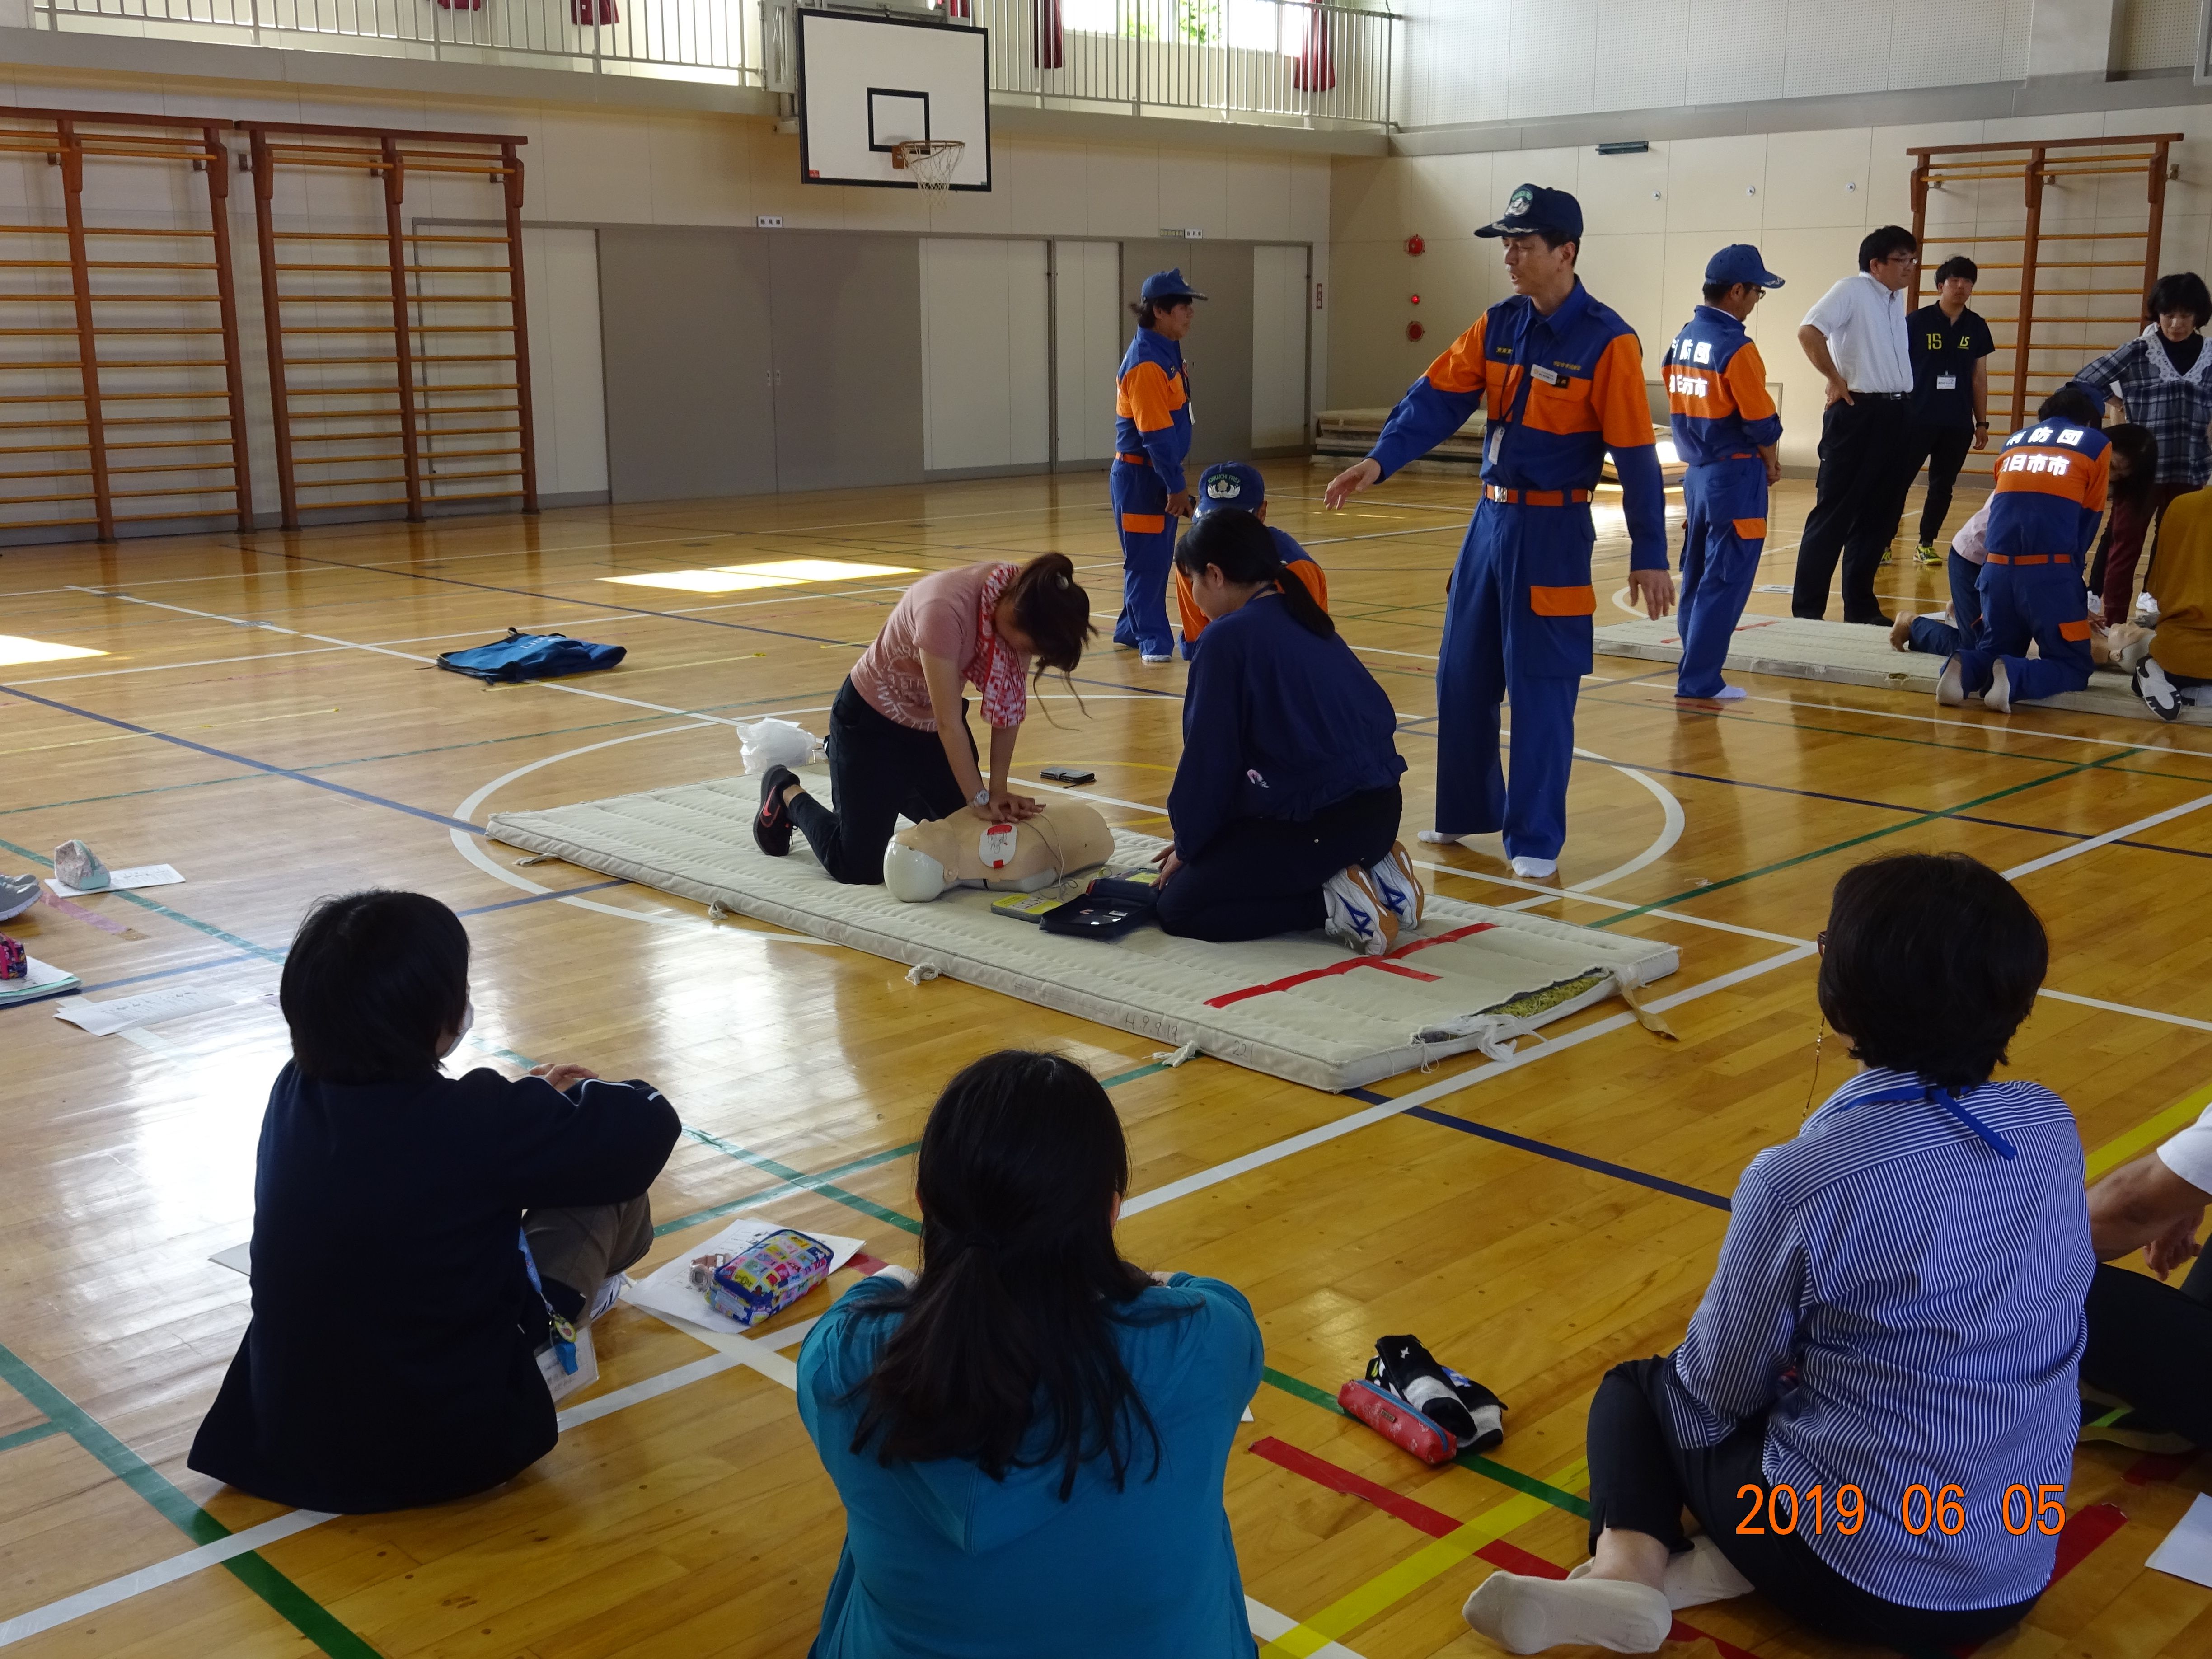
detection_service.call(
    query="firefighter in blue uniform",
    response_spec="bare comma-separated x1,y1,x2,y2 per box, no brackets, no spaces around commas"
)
1939,385,2111,713
1112,268,1203,662
1663,244,1786,700
1325,185,1673,879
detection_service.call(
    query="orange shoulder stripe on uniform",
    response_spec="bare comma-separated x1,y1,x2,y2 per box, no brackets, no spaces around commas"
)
1289,559,1329,612
1424,314,1490,397
1725,342,1778,423
1117,359,1182,432
1592,331,1657,450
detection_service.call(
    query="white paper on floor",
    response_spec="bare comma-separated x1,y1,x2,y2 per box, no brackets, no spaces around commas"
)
210,1242,252,1275
0,958,78,1003
45,863,185,899
626,1216,864,1337
54,982,262,1036
2147,1492,2212,1588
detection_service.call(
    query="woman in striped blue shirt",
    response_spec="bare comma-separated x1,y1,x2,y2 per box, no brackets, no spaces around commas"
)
1466,853,2093,1655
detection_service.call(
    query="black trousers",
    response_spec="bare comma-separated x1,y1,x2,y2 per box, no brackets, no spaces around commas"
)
1793,395,1918,623
1587,1359,2039,1651
2081,1255,2212,1447
787,678,976,885
1154,786,1400,942
1902,421,1975,547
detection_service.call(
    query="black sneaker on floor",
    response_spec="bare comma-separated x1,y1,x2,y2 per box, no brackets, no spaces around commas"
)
1441,1365,1507,1453
754,764,799,857
1367,1335,1477,1445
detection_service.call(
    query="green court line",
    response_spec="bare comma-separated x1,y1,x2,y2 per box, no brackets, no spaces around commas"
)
0,1418,63,1454
1098,1060,1172,1088
1258,1365,1591,1519
1592,749,2140,932
0,834,283,962
654,1139,924,1238
0,771,270,820
0,1339,383,1658
678,1125,923,1235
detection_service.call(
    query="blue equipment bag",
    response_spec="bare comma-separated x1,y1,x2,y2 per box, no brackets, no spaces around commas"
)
436,628,625,684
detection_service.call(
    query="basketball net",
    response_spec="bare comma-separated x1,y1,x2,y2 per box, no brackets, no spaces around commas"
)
892,138,965,194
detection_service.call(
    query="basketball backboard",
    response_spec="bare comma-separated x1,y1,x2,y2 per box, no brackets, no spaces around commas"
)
796,9,992,192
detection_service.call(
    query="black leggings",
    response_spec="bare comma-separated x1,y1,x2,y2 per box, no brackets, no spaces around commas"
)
1587,1359,2038,1651
2081,1254,2212,1446
787,679,976,885
1154,786,1400,942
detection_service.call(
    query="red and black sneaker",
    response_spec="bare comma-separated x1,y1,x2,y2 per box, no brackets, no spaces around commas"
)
754,764,799,857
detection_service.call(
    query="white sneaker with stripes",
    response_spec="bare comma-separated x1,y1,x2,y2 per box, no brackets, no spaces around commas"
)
1322,864,1396,956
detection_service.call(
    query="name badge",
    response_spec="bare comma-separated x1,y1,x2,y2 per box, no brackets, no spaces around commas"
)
1936,374,1957,390
1530,364,1566,387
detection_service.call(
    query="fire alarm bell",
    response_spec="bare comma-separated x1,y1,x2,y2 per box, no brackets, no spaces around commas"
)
1406,234,1425,256
1406,321,1426,342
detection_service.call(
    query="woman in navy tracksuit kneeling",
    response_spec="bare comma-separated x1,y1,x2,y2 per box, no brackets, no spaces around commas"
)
1153,510,1420,956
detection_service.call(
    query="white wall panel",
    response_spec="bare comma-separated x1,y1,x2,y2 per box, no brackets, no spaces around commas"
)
522,226,608,500
1053,239,1123,464
919,237,1050,474
1251,244,1309,450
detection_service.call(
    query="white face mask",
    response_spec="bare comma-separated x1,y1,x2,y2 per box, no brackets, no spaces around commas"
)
441,995,475,1059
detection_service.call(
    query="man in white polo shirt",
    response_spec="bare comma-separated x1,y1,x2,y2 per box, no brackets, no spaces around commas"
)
2077,1096,2212,1451
1794,225,1921,625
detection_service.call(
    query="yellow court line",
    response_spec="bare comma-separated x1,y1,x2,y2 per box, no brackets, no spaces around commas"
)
1261,1457,1590,1658
2086,1078,2212,1181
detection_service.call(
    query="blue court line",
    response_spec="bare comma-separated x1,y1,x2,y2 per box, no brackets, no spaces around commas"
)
457,879,627,915
1,682,486,836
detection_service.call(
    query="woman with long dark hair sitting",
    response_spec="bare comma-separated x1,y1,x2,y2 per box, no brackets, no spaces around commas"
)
1154,508,1416,955
755,554,1095,885
797,1050,1263,1658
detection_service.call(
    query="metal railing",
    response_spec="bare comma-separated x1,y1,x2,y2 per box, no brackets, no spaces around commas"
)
30,0,1397,126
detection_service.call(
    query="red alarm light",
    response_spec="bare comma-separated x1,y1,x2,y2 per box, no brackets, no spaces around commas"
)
1406,234,1425,256
1406,321,1426,342
1409,293,1421,305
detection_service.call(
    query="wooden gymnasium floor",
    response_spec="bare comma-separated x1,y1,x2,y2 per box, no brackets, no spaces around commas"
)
4,463,2212,1659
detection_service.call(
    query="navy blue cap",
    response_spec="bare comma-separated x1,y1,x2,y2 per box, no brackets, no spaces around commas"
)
1194,461,1265,515
1476,183,1582,241
1705,243,1785,289
1140,267,1208,304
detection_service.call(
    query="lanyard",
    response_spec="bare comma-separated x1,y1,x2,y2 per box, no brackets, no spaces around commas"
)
1828,1081,2018,1160
519,1227,580,1373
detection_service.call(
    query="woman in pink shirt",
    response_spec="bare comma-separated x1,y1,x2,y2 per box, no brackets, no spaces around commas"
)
754,555,1093,884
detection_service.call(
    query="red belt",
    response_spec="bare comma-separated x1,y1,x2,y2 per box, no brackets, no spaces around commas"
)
1484,486,1592,506
1116,452,1149,465
1984,553,2073,566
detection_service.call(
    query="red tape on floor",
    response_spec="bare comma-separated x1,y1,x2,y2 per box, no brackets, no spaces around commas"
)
1204,922,1495,1009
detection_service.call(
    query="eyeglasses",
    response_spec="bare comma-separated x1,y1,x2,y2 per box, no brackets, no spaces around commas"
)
1816,930,1828,954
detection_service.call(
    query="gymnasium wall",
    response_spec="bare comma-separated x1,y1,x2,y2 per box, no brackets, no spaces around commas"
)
0,60,1331,533
1329,100,2212,469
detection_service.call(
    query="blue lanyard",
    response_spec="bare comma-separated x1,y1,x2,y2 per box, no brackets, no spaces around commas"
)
519,1227,580,1374
1830,1081,2018,1160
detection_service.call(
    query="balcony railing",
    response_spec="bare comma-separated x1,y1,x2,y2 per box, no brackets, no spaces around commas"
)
29,0,1397,126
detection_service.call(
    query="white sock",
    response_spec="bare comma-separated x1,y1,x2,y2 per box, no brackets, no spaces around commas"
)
1418,830,1468,845
1711,685,1747,701
1568,1537,1753,1610
1462,1571,1672,1654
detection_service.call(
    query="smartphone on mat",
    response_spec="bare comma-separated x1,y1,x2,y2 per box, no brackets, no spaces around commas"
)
1039,766,1096,785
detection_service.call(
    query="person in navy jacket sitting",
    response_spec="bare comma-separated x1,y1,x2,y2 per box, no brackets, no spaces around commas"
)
1152,510,1418,956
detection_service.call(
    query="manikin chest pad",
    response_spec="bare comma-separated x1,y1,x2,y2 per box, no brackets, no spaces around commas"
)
881,802,1116,902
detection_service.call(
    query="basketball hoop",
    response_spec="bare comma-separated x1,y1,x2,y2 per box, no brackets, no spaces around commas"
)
892,138,965,193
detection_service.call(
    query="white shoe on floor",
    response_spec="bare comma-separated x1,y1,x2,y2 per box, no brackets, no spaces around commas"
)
1936,654,1967,707
1462,1569,1671,1654
1140,653,1173,665
1986,658,2014,714
1322,864,1396,956
1711,685,1747,701
2137,658,2183,721
1366,841,1425,935
1509,854,1559,880
1568,1536,1753,1611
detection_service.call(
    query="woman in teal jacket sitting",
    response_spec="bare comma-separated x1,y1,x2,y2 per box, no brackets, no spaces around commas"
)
796,1050,1263,1658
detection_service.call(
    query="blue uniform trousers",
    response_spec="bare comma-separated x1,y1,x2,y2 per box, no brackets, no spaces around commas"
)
1674,459,1767,698
1905,551,1987,657
1110,459,1177,657
1435,497,1592,862
1956,562,2093,703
